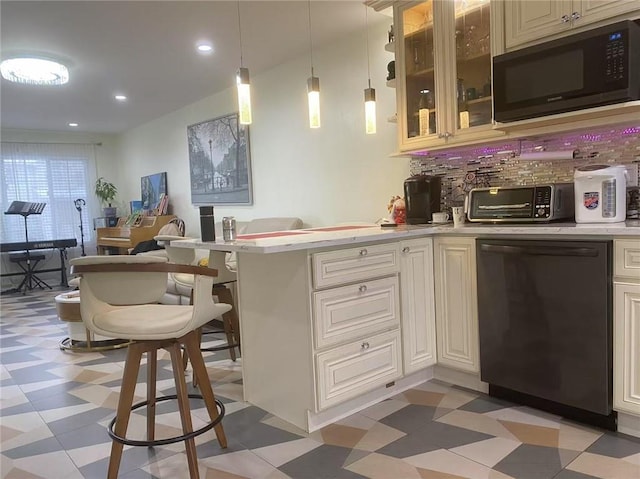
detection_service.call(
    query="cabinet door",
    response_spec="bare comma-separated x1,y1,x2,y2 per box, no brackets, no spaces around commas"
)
394,0,504,153
577,0,640,28
504,0,572,49
396,1,439,144
451,0,493,135
433,237,479,373
613,282,640,416
505,0,640,50
400,238,437,373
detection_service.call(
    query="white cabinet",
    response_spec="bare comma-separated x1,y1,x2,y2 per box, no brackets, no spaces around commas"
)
613,239,640,417
400,237,437,373
393,0,505,153
433,236,479,373
505,0,640,50
312,244,402,411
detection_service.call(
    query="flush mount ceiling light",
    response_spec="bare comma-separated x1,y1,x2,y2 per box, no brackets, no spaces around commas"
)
0,57,69,85
114,94,127,101
197,43,213,53
68,122,78,127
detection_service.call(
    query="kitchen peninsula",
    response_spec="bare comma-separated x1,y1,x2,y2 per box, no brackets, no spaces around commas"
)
172,222,640,435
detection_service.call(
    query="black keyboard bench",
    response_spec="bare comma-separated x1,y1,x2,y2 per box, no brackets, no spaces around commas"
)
7,252,51,292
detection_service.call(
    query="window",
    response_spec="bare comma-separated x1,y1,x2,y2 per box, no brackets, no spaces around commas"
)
1,142,97,244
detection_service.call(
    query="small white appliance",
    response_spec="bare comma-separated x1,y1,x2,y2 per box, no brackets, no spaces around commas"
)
574,165,627,223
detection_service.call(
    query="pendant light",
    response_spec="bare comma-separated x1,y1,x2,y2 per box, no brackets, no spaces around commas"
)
236,1,252,125
307,0,320,128
363,6,376,134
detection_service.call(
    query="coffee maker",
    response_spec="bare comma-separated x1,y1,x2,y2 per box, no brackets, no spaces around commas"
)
404,175,442,224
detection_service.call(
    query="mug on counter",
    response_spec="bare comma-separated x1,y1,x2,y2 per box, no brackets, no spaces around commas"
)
452,206,465,227
432,212,450,224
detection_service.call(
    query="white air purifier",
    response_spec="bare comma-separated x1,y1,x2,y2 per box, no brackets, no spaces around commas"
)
574,165,627,223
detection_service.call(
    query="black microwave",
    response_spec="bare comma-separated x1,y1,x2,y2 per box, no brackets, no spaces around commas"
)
493,20,640,122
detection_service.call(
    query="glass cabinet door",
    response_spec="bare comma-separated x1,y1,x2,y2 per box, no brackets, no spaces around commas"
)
454,0,492,131
402,1,437,139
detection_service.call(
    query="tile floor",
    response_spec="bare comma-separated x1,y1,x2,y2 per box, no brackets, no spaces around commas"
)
1,287,640,479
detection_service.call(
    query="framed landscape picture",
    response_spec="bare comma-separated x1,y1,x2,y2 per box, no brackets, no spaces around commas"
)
187,112,252,205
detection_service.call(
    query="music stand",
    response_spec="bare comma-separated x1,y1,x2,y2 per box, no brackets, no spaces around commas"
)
4,201,50,294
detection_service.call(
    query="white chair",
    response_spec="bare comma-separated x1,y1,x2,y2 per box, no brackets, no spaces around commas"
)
70,255,231,479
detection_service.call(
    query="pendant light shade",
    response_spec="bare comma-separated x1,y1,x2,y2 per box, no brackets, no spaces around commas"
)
364,86,376,134
237,67,252,125
236,2,252,125
307,74,321,129
306,1,320,129
363,6,376,134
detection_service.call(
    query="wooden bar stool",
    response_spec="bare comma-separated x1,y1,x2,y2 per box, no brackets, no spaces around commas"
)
70,255,232,479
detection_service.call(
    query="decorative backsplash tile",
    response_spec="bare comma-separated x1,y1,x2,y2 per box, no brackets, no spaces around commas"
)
409,123,640,210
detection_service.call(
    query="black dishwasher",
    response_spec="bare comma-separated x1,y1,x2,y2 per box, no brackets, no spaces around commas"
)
476,239,615,429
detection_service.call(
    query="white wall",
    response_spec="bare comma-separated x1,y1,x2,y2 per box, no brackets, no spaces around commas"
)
115,19,409,236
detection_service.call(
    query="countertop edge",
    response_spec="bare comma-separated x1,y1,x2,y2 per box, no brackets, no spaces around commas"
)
171,222,640,254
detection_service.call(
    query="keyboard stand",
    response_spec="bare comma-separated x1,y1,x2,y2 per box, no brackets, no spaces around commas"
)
9,253,52,293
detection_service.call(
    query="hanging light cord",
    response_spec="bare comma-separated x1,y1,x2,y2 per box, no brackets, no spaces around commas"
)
365,6,371,89
237,1,244,67
308,0,314,77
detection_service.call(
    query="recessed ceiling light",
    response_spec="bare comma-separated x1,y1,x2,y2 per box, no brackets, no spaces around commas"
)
114,94,127,101
68,122,78,127
196,43,213,53
0,57,69,85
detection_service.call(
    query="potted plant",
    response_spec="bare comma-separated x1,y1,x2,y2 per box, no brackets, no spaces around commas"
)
95,177,118,217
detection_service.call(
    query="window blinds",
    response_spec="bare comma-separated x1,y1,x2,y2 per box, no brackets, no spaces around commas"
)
0,142,97,244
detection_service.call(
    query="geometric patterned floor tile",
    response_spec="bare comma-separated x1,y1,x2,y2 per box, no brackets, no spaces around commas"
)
493,444,580,479
566,452,640,478
3,288,640,478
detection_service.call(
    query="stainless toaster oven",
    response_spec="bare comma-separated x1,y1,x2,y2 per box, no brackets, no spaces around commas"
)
467,183,574,223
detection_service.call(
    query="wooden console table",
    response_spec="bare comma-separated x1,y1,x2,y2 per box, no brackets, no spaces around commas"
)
96,215,176,254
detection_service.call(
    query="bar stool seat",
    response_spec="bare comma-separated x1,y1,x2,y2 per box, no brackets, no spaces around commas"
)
70,255,232,479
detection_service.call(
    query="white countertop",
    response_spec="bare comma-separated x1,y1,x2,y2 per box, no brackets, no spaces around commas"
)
170,221,640,254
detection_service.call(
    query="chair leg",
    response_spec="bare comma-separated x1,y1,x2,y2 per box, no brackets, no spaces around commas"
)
192,328,203,388
168,341,199,479
214,286,240,360
183,331,228,449
108,342,145,479
147,348,157,442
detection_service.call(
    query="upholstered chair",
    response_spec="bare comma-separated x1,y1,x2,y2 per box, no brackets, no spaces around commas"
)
70,255,231,479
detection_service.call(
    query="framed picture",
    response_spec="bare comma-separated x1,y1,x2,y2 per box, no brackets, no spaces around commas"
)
187,112,252,205
141,172,167,212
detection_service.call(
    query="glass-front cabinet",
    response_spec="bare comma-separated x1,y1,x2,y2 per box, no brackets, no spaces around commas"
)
394,0,504,152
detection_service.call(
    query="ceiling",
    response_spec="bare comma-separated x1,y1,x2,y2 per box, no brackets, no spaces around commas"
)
0,1,391,134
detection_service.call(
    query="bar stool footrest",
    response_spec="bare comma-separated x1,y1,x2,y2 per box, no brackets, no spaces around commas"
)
107,394,225,447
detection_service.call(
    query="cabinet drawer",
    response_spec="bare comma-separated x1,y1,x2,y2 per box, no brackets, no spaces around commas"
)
614,240,640,280
316,329,401,410
312,243,400,288
313,276,399,349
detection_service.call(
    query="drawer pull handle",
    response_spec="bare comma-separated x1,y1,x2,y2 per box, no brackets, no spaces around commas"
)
571,11,581,21
359,249,368,256
402,246,410,253
359,285,367,293
560,14,570,23
361,342,370,350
